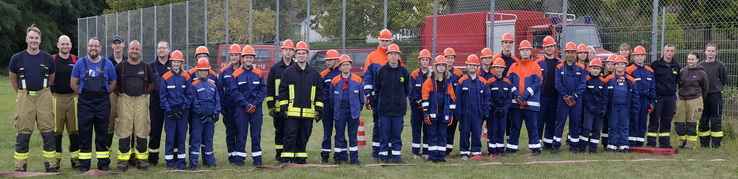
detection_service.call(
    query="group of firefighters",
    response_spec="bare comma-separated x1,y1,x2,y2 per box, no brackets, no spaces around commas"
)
10,24,728,173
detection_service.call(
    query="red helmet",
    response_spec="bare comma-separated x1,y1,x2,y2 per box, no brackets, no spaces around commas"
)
195,46,209,56
196,58,211,70
281,39,295,49
589,58,603,67
492,58,506,68
465,54,480,65
433,55,448,65
295,41,309,52
501,33,514,42
577,44,588,53
480,48,493,58
378,29,393,40
228,44,241,54
170,50,185,61
633,46,647,55
418,49,431,59
564,42,577,51
386,44,401,54
542,36,556,47
325,49,340,59
519,40,533,50
241,45,256,56
338,54,352,65
443,48,456,57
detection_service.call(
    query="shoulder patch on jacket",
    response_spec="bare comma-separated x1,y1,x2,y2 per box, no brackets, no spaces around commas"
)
219,65,231,72
351,74,362,83
321,69,330,78
253,68,264,78
232,68,244,78
458,75,469,85
162,71,174,80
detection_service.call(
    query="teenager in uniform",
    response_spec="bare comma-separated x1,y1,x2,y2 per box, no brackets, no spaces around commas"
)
455,55,491,160
10,25,59,172
536,36,563,149
603,56,639,153
486,58,512,157
329,54,365,165
218,44,243,164
647,44,680,148
51,35,80,169
421,55,457,163
674,52,709,149
71,37,118,172
506,40,543,155
230,45,267,166
442,47,463,155
277,41,323,164
189,58,220,169
106,35,128,150
580,58,607,153
266,40,296,162
698,43,727,148
320,50,342,163
375,44,411,163
553,42,586,154
625,46,655,147
159,50,191,169
409,49,432,159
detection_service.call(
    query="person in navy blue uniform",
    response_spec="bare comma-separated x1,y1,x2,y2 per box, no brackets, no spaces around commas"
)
70,37,118,173
580,58,607,153
409,49,432,159
148,41,172,166
603,55,640,153
329,54,365,165
159,50,191,169
625,46,656,147
218,44,243,164
229,45,267,166
506,40,543,155
320,50,342,163
536,36,563,150
486,58,512,157
647,44,679,148
552,42,587,154
375,44,411,163
188,58,220,170
421,55,457,163
455,54,491,160
442,48,464,155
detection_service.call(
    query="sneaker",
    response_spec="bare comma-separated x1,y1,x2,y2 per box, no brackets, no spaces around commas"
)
116,166,128,172
139,165,148,171
321,155,330,164
550,148,560,154
413,155,422,160
191,165,198,170
79,168,88,173
46,167,58,173
532,150,542,155
460,156,469,160
99,166,110,172
621,149,629,153
334,159,342,165
422,155,430,160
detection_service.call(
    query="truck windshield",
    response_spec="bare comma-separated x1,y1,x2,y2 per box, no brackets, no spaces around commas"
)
532,25,602,48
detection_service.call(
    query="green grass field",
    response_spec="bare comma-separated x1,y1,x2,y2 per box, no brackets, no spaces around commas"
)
1,76,737,178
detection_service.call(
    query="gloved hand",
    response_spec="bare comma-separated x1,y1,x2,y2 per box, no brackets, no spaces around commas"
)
365,99,372,110
315,111,323,123
246,103,257,114
199,114,207,121
424,114,432,125
268,107,276,117
175,110,184,119
167,111,176,118
514,96,525,105
564,95,577,107
495,109,505,117
648,103,654,115
599,111,607,119
446,117,454,126
210,114,219,122
279,106,288,119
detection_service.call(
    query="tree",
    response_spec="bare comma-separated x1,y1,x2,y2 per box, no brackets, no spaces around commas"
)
0,0,106,68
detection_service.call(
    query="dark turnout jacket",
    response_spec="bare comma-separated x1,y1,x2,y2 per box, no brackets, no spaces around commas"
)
374,63,410,116
677,66,709,100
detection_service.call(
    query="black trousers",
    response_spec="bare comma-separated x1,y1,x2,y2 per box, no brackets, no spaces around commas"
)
282,118,313,164
148,93,165,164
647,95,676,148
77,95,111,170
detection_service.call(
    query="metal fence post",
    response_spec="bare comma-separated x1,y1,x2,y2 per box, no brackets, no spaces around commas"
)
432,0,438,55
342,0,346,53
249,0,253,44
154,5,157,53
116,12,119,35
186,1,190,65
307,0,311,45
226,0,230,44
276,0,280,47
383,0,388,29
489,0,494,49
660,7,666,54
140,9,143,43
104,15,107,56
650,0,659,62
169,4,173,44
204,0,208,45
128,11,131,42
560,0,568,57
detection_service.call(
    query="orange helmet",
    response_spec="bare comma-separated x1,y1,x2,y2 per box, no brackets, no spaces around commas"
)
196,58,211,70
564,42,577,51
295,41,309,51
589,58,603,67
241,45,256,56
443,47,456,57
418,49,432,59
501,33,514,42
325,49,340,59
433,55,448,65
519,40,533,50
605,54,618,62
542,36,556,47
228,44,241,54
633,46,647,55
170,50,185,61
466,54,480,65
338,54,352,65
281,39,295,49
492,58,506,68
378,29,393,40
577,44,588,53
480,48,493,58
614,55,628,64
386,44,401,54
195,46,209,56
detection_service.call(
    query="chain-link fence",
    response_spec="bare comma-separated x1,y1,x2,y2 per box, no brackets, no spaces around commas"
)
78,0,737,133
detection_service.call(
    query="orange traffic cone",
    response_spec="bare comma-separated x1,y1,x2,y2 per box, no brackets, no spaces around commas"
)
483,125,488,140
358,117,367,146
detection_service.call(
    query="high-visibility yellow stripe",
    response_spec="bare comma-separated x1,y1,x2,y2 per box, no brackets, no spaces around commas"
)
698,131,711,137
288,85,295,108
310,86,316,109
274,79,281,98
315,101,324,108
658,133,670,137
687,136,698,141
117,150,132,160
646,132,658,137
96,151,110,158
42,150,56,158
711,131,723,137
135,150,149,159
70,150,79,159
55,152,63,159
281,152,295,158
275,145,284,149
678,136,687,140
79,152,93,159
278,100,289,106
296,153,308,158
14,152,29,159
266,96,274,102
